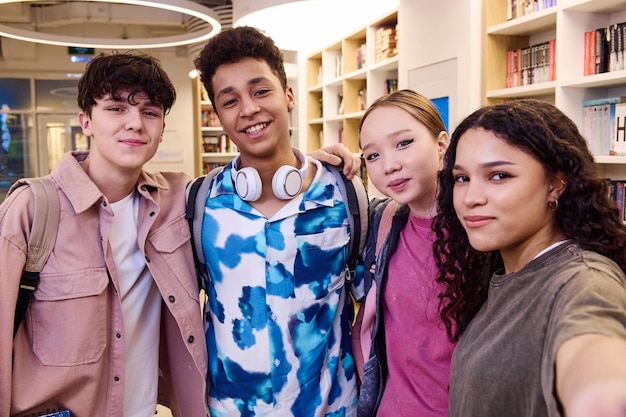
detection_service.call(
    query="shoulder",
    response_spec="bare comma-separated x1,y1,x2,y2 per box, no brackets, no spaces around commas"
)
0,182,36,247
551,244,626,289
142,171,192,195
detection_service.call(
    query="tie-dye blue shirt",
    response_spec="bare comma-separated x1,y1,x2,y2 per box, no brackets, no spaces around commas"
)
202,157,360,417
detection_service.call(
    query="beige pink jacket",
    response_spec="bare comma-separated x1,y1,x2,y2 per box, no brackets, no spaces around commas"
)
0,151,208,417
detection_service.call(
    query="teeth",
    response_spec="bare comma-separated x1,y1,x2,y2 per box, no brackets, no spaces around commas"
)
245,123,266,134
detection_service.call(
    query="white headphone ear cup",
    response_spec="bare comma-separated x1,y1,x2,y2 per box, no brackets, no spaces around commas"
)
272,165,303,199
234,167,262,201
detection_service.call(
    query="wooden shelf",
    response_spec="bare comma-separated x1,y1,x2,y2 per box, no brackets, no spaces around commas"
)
305,8,399,154
482,0,626,181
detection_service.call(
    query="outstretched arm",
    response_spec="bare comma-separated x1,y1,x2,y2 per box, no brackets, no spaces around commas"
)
308,143,362,180
557,333,626,417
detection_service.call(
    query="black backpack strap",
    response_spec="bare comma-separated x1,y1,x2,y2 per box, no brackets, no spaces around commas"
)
10,177,60,338
327,166,369,283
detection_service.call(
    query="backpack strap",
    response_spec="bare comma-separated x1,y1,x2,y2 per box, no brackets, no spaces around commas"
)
8,177,60,337
327,166,369,283
375,200,397,256
352,198,397,380
185,166,223,291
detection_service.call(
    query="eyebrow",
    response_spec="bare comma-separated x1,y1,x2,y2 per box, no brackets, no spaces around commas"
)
361,128,413,151
453,160,516,170
216,76,270,100
101,94,160,108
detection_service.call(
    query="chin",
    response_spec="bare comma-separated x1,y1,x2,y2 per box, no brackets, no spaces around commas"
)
466,236,498,253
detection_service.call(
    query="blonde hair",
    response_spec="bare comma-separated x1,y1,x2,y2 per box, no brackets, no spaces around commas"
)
359,89,446,146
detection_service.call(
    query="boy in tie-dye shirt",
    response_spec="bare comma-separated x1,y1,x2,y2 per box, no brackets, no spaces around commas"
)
193,27,362,416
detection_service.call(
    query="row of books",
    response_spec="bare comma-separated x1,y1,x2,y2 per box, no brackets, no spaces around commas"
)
201,106,220,128
608,180,626,223
507,0,556,21
375,25,398,63
356,44,367,70
584,23,626,76
202,133,237,154
202,162,226,175
383,78,398,95
505,39,556,88
581,96,626,156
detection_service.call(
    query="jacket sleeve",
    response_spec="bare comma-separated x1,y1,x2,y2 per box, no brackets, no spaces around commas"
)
0,186,34,416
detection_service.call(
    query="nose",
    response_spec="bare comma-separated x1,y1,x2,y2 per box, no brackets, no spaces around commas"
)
459,179,486,208
240,96,260,118
383,155,401,175
125,108,143,131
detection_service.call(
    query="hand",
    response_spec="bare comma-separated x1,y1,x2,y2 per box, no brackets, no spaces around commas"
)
558,334,626,417
308,143,362,180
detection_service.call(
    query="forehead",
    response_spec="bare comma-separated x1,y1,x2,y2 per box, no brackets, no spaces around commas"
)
361,106,429,143
212,57,280,91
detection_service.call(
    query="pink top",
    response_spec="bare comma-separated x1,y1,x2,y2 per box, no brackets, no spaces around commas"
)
377,214,455,417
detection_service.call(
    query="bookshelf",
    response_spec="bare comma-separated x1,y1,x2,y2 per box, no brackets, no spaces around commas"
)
482,0,626,179
192,78,236,176
305,9,399,155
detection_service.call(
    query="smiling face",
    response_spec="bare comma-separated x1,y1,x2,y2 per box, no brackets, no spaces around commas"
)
452,127,565,268
360,105,448,216
79,91,165,177
210,57,295,162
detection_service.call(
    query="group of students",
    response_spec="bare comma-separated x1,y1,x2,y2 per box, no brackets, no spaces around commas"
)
2,23,626,417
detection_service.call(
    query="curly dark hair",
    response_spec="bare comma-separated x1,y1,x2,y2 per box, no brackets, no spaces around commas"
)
433,99,626,342
77,51,176,117
193,26,287,110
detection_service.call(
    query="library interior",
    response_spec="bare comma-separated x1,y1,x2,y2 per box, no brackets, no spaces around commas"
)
1,0,625,204
3,1,626,416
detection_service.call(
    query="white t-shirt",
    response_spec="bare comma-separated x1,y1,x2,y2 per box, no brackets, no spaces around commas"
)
110,191,162,417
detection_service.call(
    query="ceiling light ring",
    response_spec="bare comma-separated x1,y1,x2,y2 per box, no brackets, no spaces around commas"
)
0,0,222,49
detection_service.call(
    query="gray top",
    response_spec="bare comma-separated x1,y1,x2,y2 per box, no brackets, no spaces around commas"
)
449,242,626,417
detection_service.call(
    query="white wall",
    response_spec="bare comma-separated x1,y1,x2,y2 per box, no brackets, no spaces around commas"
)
0,39,197,178
399,0,483,131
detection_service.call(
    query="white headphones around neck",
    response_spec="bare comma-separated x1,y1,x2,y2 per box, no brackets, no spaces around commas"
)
232,149,309,202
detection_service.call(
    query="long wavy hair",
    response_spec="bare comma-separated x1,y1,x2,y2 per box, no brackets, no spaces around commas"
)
433,99,626,342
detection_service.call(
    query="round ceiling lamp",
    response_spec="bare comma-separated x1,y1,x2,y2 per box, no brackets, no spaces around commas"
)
232,0,398,52
0,0,222,49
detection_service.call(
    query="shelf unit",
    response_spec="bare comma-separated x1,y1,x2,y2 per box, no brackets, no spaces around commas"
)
192,77,235,176
482,0,626,178
305,8,399,155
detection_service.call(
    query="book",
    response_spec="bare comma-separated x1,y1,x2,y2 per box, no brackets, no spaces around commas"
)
618,22,625,71
610,24,619,72
595,27,609,74
582,96,626,107
614,103,626,155
584,30,596,76
548,38,556,81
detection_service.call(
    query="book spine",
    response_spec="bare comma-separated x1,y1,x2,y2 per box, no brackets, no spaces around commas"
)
549,39,556,81
584,30,592,76
582,96,626,107
610,24,618,72
613,103,626,156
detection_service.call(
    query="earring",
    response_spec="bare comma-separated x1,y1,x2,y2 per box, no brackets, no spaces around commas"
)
548,200,559,212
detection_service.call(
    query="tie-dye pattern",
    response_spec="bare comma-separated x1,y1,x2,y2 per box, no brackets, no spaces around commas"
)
202,158,359,416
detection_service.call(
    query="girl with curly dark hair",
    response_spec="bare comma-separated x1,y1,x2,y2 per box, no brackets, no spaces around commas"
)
432,99,626,417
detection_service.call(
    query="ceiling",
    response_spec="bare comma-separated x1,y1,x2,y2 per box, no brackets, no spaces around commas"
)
0,0,235,50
